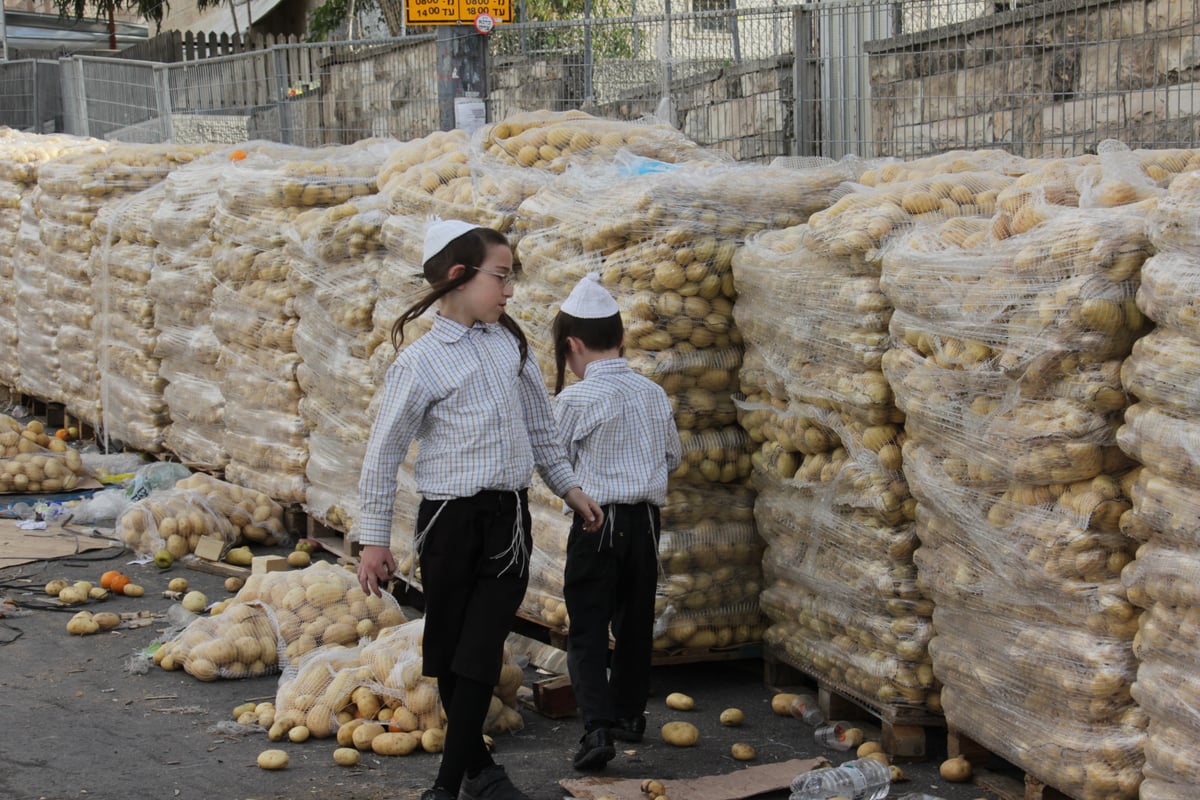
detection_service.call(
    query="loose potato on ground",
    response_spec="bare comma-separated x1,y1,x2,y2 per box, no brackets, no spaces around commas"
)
719,708,745,726
665,692,694,711
660,721,699,747
257,749,289,770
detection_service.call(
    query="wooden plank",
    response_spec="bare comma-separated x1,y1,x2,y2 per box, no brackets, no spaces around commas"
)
185,559,250,579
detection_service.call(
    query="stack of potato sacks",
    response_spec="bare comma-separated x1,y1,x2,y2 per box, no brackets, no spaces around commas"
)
735,152,1021,712
210,142,390,504
510,140,841,649
148,152,232,469
1118,169,1200,800
93,183,171,451
33,144,208,426
0,133,93,390
879,144,1199,798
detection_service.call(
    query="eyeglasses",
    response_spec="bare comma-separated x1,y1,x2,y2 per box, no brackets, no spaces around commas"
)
476,267,517,287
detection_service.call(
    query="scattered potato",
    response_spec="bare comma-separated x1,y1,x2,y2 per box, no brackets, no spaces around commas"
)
665,692,694,711
66,611,99,635
940,755,973,782
286,550,311,568
182,591,208,613
857,741,884,758
224,576,244,592
421,728,446,753
288,726,310,743
660,721,699,747
333,747,360,766
719,708,744,727
257,749,289,770
92,612,121,630
168,578,189,593
44,579,69,596
371,731,421,756
123,583,145,597
352,722,386,750
770,692,798,715
730,742,756,761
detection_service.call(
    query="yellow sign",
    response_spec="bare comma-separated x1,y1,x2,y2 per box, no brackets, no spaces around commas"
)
404,0,511,25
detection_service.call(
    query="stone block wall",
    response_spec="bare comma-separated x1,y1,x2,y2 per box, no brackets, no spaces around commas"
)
868,0,1200,158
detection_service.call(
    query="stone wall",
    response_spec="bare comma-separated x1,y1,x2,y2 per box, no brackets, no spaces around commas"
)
868,0,1200,158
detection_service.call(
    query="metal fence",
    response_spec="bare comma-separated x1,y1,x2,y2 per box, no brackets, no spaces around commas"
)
3,0,1200,160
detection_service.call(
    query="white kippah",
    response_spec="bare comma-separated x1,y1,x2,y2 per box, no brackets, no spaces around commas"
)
560,272,620,319
423,218,480,265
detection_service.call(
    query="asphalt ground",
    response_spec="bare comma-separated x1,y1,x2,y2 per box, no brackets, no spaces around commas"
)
0,544,1003,800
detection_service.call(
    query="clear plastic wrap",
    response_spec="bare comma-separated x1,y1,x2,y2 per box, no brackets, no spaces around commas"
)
14,190,61,402
1136,251,1200,333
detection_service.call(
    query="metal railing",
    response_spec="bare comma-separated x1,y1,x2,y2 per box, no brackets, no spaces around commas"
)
4,1,1200,160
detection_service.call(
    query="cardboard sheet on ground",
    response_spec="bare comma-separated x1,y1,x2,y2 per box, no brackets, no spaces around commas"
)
561,757,825,800
0,518,118,569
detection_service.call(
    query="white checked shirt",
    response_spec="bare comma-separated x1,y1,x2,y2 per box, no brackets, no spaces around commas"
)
358,314,579,547
553,358,682,506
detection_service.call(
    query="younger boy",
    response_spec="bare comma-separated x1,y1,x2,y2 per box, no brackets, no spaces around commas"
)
550,273,683,771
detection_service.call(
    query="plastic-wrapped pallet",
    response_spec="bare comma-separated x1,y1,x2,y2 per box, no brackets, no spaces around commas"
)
507,158,844,647
880,157,1156,797
148,151,234,470
36,143,211,425
1113,170,1200,800
211,141,393,504
93,184,170,451
288,193,391,532
0,133,97,388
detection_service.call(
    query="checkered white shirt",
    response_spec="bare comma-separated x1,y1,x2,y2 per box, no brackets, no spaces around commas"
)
553,358,682,507
358,314,579,547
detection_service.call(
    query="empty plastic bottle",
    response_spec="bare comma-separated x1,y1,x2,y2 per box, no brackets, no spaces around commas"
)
788,693,825,725
814,720,861,751
789,757,891,800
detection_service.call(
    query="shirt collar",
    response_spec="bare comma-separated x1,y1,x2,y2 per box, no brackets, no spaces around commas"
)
582,357,630,379
430,313,494,343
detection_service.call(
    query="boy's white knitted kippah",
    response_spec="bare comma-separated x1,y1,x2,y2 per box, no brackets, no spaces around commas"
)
560,272,619,319
423,218,480,264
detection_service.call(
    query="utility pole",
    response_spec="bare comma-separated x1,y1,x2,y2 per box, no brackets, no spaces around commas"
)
436,23,488,132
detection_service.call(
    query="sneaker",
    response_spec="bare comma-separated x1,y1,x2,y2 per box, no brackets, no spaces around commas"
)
420,789,456,800
573,727,615,771
610,714,646,743
459,764,531,800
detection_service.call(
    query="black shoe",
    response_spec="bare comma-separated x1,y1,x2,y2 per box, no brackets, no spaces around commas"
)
610,714,646,743
420,789,456,800
573,727,615,771
459,764,531,800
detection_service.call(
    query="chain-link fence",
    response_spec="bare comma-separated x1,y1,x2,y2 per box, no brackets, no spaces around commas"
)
4,1,1200,159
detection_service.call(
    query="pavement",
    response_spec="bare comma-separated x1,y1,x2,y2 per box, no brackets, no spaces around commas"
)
0,541,1002,800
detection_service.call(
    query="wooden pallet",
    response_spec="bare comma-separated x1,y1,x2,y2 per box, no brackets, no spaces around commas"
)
948,727,1073,800
763,647,943,762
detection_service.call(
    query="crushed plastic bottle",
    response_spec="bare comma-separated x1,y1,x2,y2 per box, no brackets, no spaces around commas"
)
788,693,826,725
814,720,862,751
896,794,950,800
789,757,891,800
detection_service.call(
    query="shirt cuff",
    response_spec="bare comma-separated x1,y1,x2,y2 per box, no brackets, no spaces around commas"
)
356,521,392,548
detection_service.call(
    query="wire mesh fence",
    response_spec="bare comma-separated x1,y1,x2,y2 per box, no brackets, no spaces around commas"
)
5,0,1200,159
0,60,62,134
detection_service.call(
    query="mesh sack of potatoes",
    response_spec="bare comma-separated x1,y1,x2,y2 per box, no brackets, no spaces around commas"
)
272,643,371,738
115,487,239,557
0,418,86,494
1146,168,1200,250
384,145,545,231
1121,328,1200,416
1135,251,1200,333
652,599,764,651
233,560,407,664
172,472,287,546
476,109,709,176
856,149,1036,188
1117,403,1200,486
377,130,469,197
154,599,284,680
1121,468,1199,551
802,171,1016,263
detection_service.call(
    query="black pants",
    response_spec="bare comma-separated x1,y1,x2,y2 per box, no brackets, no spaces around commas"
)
417,488,531,687
563,502,660,731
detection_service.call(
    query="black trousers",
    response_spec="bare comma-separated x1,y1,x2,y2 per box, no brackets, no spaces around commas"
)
417,489,531,687
563,502,660,731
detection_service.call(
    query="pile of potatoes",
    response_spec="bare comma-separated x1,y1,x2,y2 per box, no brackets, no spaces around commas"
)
116,487,238,557
173,472,286,545
0,416,86,493
271,618,523,747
